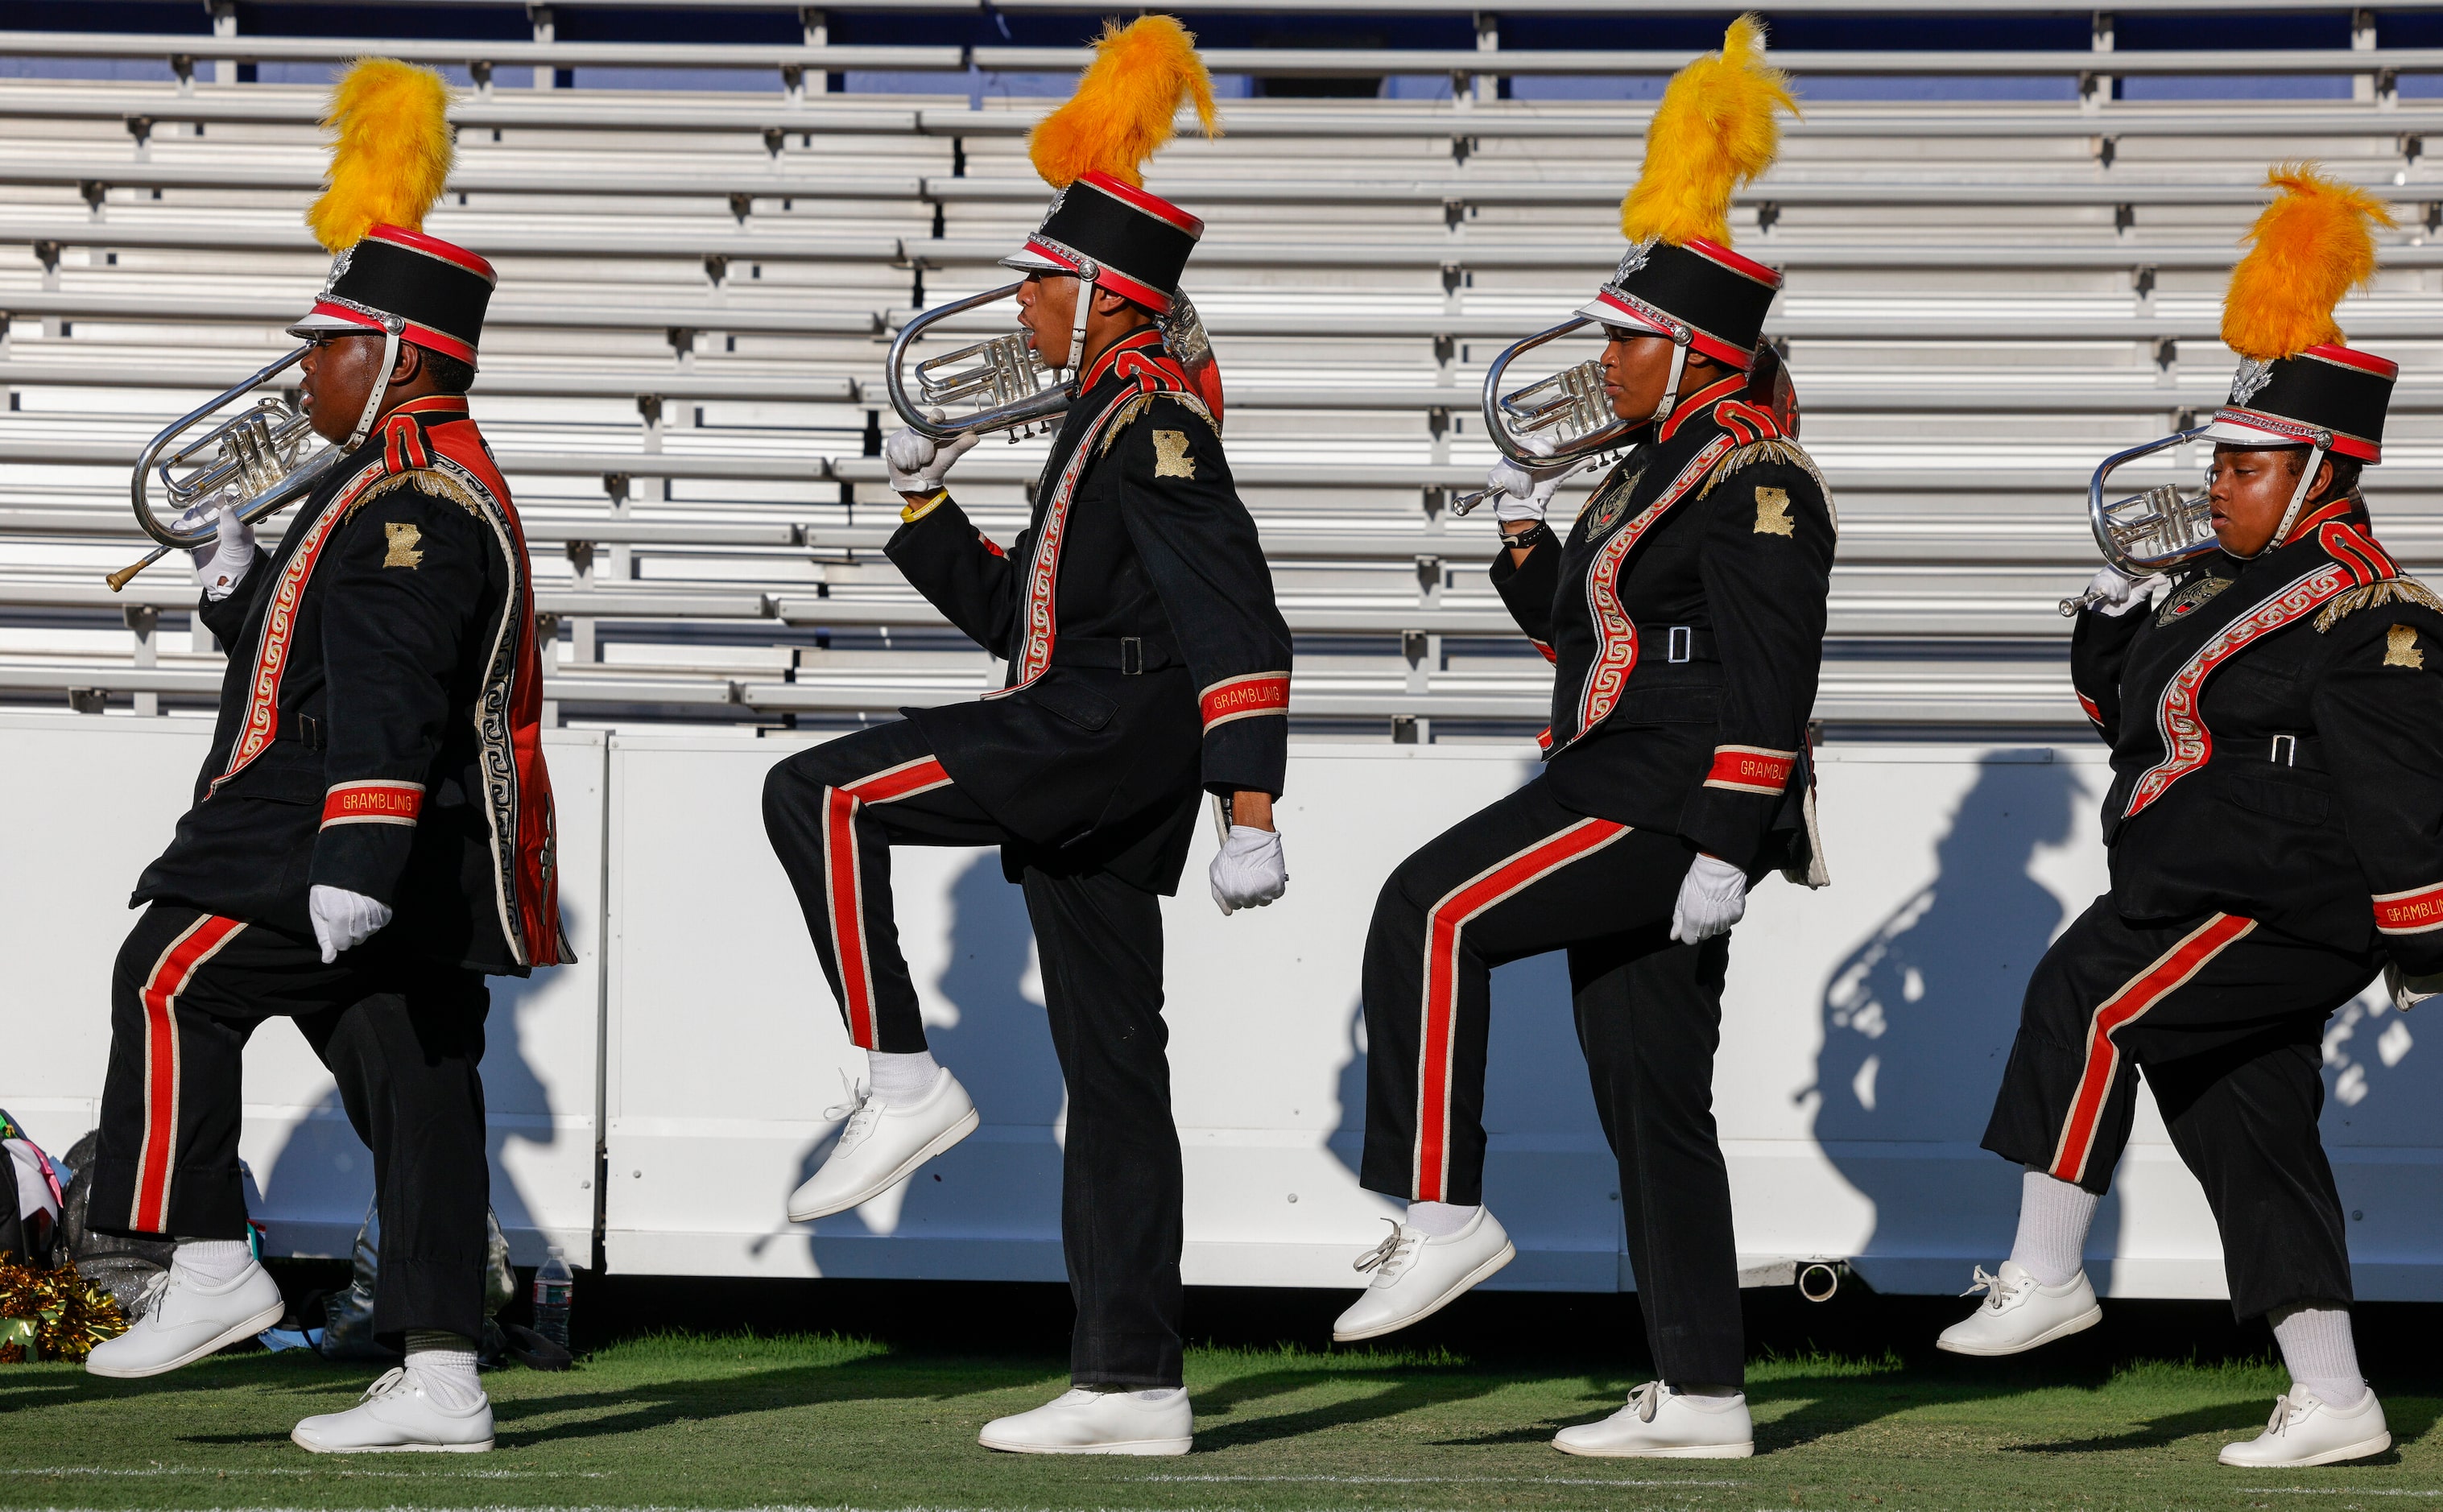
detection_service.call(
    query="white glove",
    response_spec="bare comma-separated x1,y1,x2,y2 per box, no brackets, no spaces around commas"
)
884,413,981,494
309,884,394,965
1486,433,1575,526
1209,824,1288,916
1669,853,1748,945
185,502,257,601
2386,960,2443,1013
2084,566,2170,618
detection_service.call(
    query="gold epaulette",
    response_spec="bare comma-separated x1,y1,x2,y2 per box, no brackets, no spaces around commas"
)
1695,436,1838,532
345,465,485,523
2314,575,2443,632
1097,387,1217,458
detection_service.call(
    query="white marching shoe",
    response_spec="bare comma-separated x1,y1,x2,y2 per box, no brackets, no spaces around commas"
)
1554,1382,1755,1459
85,1257,284,1378
2218,1387,2391,1468
1331,1208,1515,1343
291,1366,495,1453
1936,1262,2102,1357
787,1067,980,1222
978,1386,1193,1456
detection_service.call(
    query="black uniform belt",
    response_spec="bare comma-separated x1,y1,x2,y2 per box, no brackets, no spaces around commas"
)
280,713,326,750
1635,623,1717,663
1050,635,1180,675
2209,733,2326,774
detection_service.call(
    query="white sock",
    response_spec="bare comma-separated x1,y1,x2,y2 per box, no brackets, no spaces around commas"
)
404,1329,485,1411
2007,1167,2098,1287
1131,1387,1186,1403
2271,1303,2366,1409
868,1049,940,1101
171,1238,254,1289
1405,1200,1478,1237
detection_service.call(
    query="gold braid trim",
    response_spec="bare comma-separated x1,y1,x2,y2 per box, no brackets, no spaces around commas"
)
1694,436,1839,531
1097,389,1217,458
2314,575,2443,632
344,467,486,523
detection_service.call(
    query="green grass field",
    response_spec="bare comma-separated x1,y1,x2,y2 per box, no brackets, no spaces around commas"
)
3,1332,2439,1512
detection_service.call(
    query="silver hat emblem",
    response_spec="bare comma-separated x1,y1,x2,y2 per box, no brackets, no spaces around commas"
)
2228,357,2276,407
1612,238,1656,287
320,244,353,294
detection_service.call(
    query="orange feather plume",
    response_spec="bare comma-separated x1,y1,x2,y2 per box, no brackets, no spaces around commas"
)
1621,14,1797,250
2222,163,2395,362
1027,15,1218,190
308,58,454,253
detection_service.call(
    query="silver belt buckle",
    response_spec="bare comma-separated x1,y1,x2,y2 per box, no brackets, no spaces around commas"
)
1668,626,1693,663
2271,733,2296,767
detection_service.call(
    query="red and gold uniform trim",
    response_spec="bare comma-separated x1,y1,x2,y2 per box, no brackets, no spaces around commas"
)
320,779,425,829
1705,745,1796,795
1201,671,1289,732
2374,880,2443,936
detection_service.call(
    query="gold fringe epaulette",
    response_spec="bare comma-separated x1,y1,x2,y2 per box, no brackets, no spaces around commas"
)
1097,388,1217,457
1696,436,1838,531
346,465,486,523
2314,575,2443,632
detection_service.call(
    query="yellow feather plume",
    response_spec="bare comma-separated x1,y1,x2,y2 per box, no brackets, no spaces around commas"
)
1620,14,1797,250
2221,163,2395,362
1027,15,1218,190
308,58,454,253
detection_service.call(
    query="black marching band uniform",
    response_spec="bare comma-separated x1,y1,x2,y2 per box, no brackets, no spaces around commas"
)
1984,195,2443,1326
1356,22,1833,1393
761,56,1291,1387
89,219,564,1345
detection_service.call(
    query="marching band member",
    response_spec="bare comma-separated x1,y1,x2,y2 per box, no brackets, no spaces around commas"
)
82,62,564,1455
761,18,1291,1455
1944,167,2440,1470
1333,19,1830,1459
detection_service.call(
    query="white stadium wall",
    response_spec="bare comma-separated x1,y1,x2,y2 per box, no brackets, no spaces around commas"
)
7,713,2437,1301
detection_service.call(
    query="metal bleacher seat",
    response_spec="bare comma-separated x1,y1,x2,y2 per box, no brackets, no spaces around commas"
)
2,4,2438,734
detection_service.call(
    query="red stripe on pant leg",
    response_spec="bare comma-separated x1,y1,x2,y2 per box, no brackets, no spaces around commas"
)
822,786,879,1049
1414,818,1631,1201
130,915,247,1233
2047,912,2255,1186
845,756,952,806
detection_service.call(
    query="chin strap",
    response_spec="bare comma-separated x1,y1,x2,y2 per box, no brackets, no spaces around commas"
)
2234,437,2330,560
344,320,406,452
1064,272,1097,394
1645,340,1693,428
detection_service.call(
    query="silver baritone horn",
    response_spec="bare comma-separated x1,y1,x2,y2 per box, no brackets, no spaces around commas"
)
1453,317,1643,516
2057,423,2218,616
110,345,339,592
885,283,1222,444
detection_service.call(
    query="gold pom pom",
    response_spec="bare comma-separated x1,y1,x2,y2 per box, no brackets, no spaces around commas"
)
308,58,456,253
1027,15,1218,191
2222,163,2395,362
1621,14,1799,250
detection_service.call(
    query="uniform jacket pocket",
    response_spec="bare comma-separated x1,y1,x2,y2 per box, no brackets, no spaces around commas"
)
1027,678,1118,733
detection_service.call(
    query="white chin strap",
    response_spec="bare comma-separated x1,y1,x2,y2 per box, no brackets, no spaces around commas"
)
1065,274,1095,390
344,321,406,452
1645,341,1692,428
2238,440,2328,560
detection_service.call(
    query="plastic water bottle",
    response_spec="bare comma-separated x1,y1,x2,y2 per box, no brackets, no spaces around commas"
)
531,1248,573,1349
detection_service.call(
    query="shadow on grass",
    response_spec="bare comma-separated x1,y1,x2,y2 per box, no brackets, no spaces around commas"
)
484,1351,1056,1448
2008,1390,2442,1460
1756,1357,2102,1453
1188,1358,1520,1450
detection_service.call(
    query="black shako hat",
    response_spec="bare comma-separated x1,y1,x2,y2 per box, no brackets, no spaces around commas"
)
2203,343,2395,464
1575,237,1784,372
290,223,495,369
1003,172,1204,316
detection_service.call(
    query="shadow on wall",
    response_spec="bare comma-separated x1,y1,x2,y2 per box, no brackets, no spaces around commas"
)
788,850,1069,1247
1807,758,2113,1285
256,903,583,1252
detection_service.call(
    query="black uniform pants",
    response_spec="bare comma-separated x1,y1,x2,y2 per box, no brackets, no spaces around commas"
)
764,721,1187,1388
1358,777,1744,1386
89,903,492,1344
1982,897,2379,1320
